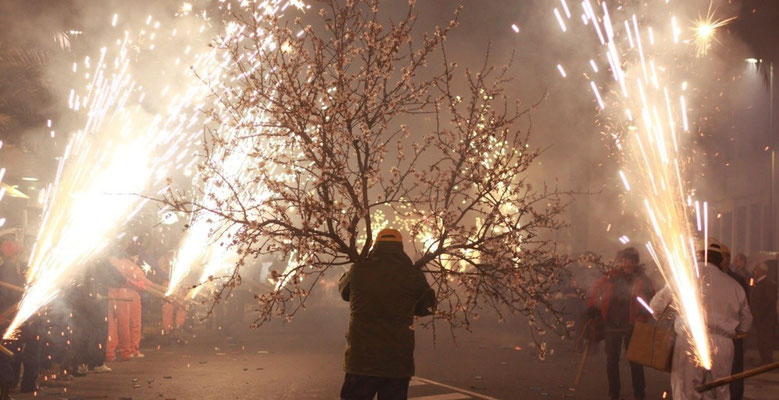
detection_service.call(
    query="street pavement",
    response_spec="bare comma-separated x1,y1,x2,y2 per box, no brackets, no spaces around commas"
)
10,304,777,400
743,349,779,400
744,368,779,400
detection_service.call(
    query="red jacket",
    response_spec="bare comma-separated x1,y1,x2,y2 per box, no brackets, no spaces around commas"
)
588,268,655,326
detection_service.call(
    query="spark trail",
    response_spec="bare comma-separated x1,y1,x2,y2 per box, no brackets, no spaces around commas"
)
549,0,737,369
3,10,212,338
165,0,305,298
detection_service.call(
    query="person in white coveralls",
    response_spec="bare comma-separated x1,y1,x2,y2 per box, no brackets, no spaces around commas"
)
649,241,752,400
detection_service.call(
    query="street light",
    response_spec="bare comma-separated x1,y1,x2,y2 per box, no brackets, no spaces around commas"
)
748,58,775,249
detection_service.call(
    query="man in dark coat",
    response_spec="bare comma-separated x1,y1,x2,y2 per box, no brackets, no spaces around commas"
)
587,247,655,400
338,229,436,400
749,262,777,365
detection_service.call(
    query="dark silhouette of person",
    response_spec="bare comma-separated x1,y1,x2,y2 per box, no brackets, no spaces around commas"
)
338,229,436,400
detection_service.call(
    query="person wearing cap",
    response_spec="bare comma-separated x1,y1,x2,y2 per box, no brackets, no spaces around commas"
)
749,262,777,365
338,229,436,400
587,247,654,400
718,244,749,400
650,240,752,400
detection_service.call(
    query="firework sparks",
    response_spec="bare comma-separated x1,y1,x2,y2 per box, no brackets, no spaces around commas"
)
555,1,716,369
557,64,567,78
166,0,306,298
554,8,567,32
618,170,631,191
166,0,304,297
637,296,654,315
3,11,210,338
169,129,272,297
692,2,737,57
5,41,145,338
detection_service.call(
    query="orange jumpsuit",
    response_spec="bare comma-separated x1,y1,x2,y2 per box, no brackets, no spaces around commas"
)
108,257,151,358
161,301,187,333
128,288,142,355
106,287,132,361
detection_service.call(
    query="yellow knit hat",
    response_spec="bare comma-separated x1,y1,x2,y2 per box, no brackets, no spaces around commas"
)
375,228,403,243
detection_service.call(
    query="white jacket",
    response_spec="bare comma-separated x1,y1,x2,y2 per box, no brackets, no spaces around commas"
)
649,262,752,399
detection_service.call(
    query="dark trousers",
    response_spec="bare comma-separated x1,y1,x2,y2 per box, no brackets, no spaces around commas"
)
86,299,108,368
730,339,744,400
10,322,40,393
756,322,775,364
0,347,15,398
70,308,89,370
0,361,11,400
12,344,39,392
605,328,645,399
340,373,410,400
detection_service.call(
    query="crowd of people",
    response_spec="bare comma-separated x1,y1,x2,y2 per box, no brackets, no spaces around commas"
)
0,224,776,400
0,232,191,399
587,243,777,400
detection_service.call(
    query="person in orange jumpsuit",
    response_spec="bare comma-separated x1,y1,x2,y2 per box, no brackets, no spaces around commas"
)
105,283,131,361
157,250,187,335
108,247,152,360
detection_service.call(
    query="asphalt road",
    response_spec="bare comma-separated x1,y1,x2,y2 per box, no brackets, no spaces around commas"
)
10,304,777,400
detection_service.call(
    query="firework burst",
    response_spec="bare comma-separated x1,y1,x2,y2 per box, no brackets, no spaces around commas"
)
3,10,210,338
550,0,724,369
692,1,737,56
165,0,304,298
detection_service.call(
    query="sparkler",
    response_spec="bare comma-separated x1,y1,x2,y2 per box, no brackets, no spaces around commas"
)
552,0,734,369
5,40,144,338
2,1,307,332
168,130,270,297
3,9,214,338
166,0,305,298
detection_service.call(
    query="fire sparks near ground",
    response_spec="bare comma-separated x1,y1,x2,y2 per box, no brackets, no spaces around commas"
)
3,1,308,334
165,0,304,298
3,10,209,338
0,0,775,398
552,0,728,369
6,40,148,338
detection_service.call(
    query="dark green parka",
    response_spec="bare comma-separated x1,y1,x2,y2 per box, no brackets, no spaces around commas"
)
338,241,436,378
